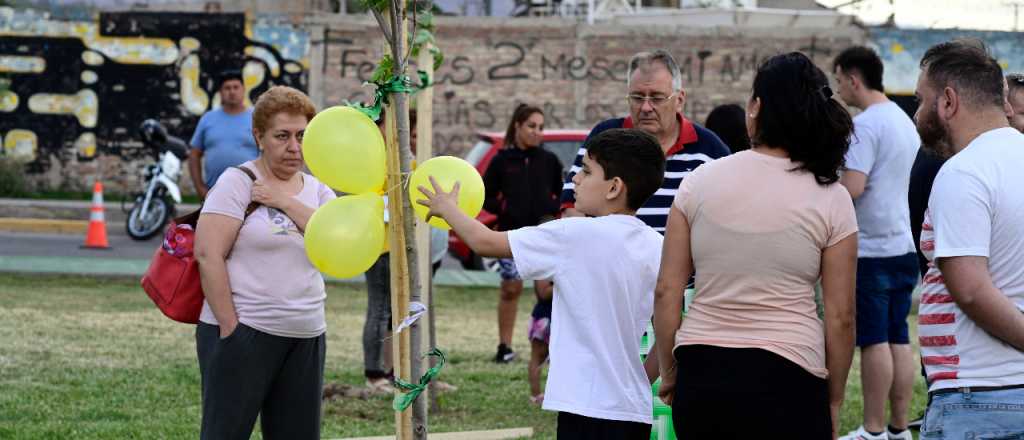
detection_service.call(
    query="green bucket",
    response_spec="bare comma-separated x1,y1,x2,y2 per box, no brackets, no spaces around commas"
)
643,288,692,440
650,378,676,440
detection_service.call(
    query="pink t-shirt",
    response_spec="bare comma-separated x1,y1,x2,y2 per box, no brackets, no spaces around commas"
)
672,150,857,378
199,161,337,338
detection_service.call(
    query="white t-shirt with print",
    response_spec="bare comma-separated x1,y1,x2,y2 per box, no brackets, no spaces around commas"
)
918,127,1024,391
845,101,920,258
508,215,663,425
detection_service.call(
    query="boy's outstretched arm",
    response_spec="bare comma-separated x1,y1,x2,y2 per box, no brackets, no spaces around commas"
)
417,176,513,259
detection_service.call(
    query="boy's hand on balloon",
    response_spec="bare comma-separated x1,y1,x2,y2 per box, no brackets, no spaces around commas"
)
417,176,461,224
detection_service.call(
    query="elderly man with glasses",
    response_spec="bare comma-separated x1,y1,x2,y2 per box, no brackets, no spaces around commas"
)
561,50,730,224
559,49,730,379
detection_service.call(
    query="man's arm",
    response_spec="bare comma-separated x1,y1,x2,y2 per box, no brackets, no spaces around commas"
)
938,256,1024,351
189,148,208,199
840,170,868,200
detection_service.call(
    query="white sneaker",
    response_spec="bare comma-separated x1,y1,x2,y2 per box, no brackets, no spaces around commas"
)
838,426,888,440
887,428,913,440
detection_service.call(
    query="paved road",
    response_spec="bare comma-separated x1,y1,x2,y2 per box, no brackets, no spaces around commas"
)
0,231,160,259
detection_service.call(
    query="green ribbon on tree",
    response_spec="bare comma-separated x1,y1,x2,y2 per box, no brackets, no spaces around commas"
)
392,348,446,411
348,70,432,123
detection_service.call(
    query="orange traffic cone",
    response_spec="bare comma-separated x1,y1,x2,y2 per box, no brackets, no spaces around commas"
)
82,181,110,249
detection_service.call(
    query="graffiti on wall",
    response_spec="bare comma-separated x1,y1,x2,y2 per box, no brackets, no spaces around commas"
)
871,28,1024,95
0,7,309,183
329,32,856,156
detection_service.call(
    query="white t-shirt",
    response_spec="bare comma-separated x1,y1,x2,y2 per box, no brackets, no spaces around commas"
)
508,215,663,424
845,101,919,258
918,127,1024,391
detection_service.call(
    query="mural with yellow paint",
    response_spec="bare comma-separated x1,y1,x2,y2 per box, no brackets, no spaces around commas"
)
0,7,309,188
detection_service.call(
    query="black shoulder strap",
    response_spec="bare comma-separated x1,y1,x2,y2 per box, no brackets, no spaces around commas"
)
234,165,261,218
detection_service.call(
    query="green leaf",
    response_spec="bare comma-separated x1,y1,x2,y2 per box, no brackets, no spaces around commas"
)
371,55,395,83
431,47,444,70
359,0,390,12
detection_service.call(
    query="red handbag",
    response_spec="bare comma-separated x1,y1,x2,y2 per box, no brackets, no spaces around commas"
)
141,166,259,323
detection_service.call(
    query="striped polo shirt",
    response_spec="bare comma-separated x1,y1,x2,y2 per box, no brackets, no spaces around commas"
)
560,114,731,233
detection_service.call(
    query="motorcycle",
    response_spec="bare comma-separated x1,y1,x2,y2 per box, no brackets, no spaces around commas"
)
125,119,189,240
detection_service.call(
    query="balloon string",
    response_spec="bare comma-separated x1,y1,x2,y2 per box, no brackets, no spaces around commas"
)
380,171,414,198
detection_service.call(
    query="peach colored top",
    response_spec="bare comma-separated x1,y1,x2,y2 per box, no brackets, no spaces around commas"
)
672,150,857,378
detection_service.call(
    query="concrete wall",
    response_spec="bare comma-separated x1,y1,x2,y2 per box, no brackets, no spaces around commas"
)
318,16,865,158
869,27,1024,95
13,8,1020,194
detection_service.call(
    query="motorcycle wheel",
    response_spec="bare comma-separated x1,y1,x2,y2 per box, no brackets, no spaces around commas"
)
126,196,173,240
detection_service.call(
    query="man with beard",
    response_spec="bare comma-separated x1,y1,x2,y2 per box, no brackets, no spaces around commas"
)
1007,73,1024,133
913,39,1024,438
833,46,921,440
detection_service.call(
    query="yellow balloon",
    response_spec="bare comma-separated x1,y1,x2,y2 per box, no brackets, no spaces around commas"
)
303,106,386,194
408,156,485,230
304,194,386,279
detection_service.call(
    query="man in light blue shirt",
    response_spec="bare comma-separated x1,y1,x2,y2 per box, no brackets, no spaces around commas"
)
189,70,258,199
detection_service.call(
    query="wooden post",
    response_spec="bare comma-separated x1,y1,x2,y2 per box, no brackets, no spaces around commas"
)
415,42,436,412
385,100,413,440
381,4,423,440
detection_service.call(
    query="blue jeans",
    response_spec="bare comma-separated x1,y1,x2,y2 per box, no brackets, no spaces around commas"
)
920,387,1024,439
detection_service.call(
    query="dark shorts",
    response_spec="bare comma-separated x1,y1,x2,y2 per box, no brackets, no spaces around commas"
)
556,412,651,440
855,253,919,347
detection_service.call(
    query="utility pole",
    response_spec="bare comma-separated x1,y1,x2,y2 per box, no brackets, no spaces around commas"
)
1007,1,1024,31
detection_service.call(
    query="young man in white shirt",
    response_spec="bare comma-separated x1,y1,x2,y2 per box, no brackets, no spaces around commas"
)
418,129,666,439
833,46,921,440
913,39,1024,439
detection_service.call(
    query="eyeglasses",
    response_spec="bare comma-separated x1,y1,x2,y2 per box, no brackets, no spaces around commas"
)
627,92,677,107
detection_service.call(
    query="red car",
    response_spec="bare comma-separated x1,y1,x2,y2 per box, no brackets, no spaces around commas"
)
449,129,590,270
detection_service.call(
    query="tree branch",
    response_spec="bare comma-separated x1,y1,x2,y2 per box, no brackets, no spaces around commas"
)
372,9,393,44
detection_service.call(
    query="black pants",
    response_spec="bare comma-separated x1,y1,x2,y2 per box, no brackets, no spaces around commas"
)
673,345,832,439
556,412,651,440
196,322,326,440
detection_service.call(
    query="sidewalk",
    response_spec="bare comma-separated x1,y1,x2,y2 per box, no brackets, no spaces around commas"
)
0,254,502,287
0,198,502,288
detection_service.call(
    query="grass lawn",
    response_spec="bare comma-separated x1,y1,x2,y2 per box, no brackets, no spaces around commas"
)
0,273,928,439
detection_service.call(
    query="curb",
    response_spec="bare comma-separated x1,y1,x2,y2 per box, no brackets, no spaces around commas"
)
0,217,89,234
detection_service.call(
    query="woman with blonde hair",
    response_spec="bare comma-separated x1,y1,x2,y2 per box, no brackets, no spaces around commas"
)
194,86,335,440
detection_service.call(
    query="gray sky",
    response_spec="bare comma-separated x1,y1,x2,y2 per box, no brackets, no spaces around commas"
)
818,0,1024,31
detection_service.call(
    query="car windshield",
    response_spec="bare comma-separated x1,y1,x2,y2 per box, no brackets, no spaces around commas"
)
464,141,493,166
543,141,585,176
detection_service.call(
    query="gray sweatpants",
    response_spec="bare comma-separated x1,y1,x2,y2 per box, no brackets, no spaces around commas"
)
196,322,325,440
363,254,392,378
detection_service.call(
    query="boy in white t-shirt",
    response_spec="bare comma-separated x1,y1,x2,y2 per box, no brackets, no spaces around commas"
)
418,129,666,439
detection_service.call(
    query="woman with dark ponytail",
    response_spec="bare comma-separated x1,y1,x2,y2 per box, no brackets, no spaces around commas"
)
482,104,563,388
653,52,858,439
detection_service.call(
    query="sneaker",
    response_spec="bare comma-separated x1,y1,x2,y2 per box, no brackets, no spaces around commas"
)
366,377,395,395
494,344,517,363
907,413,923,431
839,426,888,440
433,380,458,393
887,427,913,440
